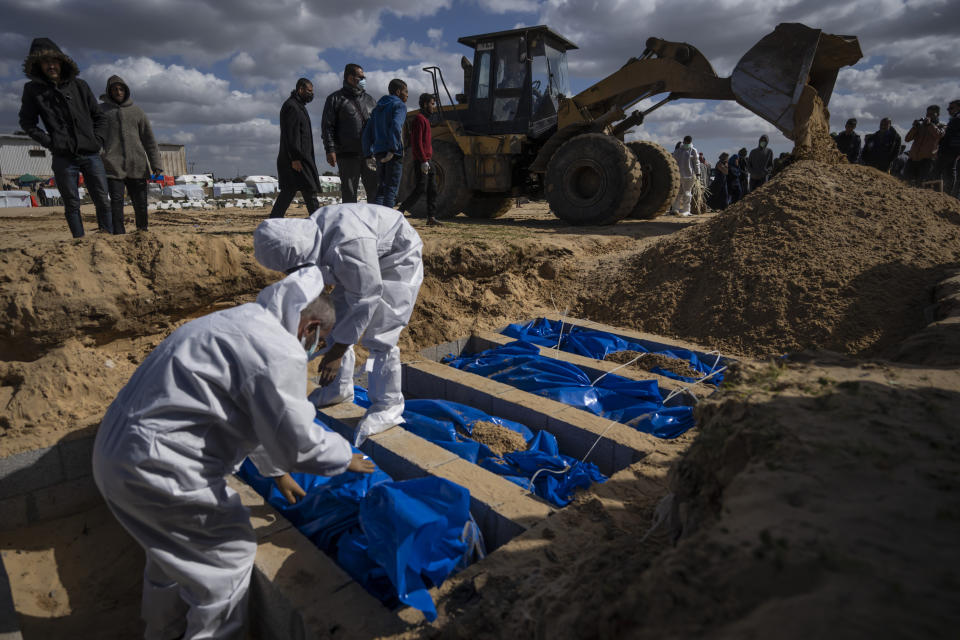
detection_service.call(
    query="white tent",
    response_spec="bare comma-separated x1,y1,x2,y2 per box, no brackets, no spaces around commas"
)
213,182,247,197
174,174,213,187
162,184,205,198
243,175,278,184
0,190,31,208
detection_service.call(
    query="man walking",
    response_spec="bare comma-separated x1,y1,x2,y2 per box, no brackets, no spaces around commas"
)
269,78,321,218
19,37,112,237
363,79,408,209
100,75,162,232
747,135,774,191
397,93,442,226
322,64,378,203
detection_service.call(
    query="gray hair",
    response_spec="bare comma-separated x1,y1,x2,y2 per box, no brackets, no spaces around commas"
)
301,294,336,331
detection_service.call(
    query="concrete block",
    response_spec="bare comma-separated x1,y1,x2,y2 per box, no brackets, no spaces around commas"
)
250,526,405,639
226,475,292,540
400,363,438,400
58,435,95,480
0,447,64,500
0,495,28,532
26,475,102,523
0,556,24,640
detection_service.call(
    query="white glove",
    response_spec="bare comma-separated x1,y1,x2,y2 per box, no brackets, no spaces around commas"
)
421,162,430,173
379,151,394,163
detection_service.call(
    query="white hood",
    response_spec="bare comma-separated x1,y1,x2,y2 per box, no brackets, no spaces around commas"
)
255,266,325,337
254,218,322,273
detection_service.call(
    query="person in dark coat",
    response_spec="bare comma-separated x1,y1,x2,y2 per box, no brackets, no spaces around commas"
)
835,118,862,164
727,151,744,204
100,75,162,232
18,37,113,237
321,64,378,203
708,152,730,211
934,99,960,198
269,78,321,218
736,147,748,196
861,118,901,172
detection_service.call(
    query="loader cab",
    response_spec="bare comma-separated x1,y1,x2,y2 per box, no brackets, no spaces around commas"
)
458,26,577,138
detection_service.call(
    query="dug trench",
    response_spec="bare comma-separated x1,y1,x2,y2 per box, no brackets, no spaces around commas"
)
1,152,960,636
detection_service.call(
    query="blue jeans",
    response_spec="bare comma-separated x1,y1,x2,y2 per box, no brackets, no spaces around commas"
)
52,153,113,237
373,153,403,209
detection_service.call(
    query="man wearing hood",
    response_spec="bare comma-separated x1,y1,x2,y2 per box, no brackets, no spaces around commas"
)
321,64,378,203
747,135,774,192
363,79,409,209
100,75,162,233
670,135,700,217
18,37,113,237
269,78,321,219
253,202,423,446
861,118,901,173
94,266,375,639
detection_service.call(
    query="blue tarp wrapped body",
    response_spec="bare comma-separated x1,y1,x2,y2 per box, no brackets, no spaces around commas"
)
502,317,726,385
443,340,695,439
354,390,606,507
237,421,482,620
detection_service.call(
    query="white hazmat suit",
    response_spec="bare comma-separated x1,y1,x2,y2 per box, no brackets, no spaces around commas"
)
254,203,423,445
671,144,700,216
92,267,353,640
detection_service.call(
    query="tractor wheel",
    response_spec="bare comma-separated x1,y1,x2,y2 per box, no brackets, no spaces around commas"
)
545,133,642,225
398,140,470,219
463,193,513,219
627,141,680,219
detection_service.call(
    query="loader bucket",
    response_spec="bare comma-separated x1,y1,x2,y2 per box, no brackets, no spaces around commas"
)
730,23,862,139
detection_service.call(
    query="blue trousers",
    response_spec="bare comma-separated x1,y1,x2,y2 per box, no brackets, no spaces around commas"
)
373,153,403,209
52,153,113,237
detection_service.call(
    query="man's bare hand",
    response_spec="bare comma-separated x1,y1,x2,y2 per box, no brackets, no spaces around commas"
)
347,453,376,474
291,159,303,172
274,474,306,504
317,353,342,386
326,152,337,167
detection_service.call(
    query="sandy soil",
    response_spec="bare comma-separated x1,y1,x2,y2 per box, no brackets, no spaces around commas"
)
2,161,959,638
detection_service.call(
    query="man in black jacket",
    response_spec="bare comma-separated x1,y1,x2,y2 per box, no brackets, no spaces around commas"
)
19,37,112,237
835,118,862,164
269,78,321,218
935,100,960,198
321,63,378,203
861,118,901,173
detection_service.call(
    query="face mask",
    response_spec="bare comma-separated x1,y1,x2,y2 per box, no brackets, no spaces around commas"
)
300,329,321,359
358,78,366,90
683,143,691,150
760,141,767,148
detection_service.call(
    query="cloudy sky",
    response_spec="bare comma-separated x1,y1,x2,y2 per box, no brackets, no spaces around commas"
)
2,0,958,178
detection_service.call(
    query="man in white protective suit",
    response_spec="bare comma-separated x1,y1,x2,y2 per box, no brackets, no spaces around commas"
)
253,202,423,446
92,265,375,640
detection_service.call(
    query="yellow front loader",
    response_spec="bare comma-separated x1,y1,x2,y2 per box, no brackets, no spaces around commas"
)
398,23,861,225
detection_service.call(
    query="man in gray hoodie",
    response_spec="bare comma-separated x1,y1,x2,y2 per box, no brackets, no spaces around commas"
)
747,134,774,192
100,75,162,232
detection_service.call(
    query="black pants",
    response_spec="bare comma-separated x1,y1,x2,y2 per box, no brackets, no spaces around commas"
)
935,154,959,197
108,177,149,233
269,188,320,218
398,166,436,218
905,158,934,185
337,153,378,203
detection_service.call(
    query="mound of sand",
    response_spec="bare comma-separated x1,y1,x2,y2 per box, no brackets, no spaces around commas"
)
469,420,528,456
583,161,960,358
605,350,703,379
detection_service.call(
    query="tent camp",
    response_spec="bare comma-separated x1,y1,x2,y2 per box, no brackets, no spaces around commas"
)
174,174,213,187
162,184,205,199
213,182,247,197
244,175,278,195
0,191,33,207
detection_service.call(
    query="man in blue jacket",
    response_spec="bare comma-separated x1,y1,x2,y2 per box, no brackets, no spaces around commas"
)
362,79,408,208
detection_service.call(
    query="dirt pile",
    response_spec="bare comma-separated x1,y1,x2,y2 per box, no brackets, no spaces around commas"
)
605,350,703,379
469,420,528,456
790,85,847,164
582,161,960,358
0,231,271,361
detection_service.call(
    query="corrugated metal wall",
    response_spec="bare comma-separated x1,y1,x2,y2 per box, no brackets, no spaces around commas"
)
0,136,54,178
0,137,188,180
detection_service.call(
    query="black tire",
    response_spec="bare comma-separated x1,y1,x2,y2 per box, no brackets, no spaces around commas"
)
627,141,680,219
463,193,513,219
545,133,642,225
398,140,470,219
